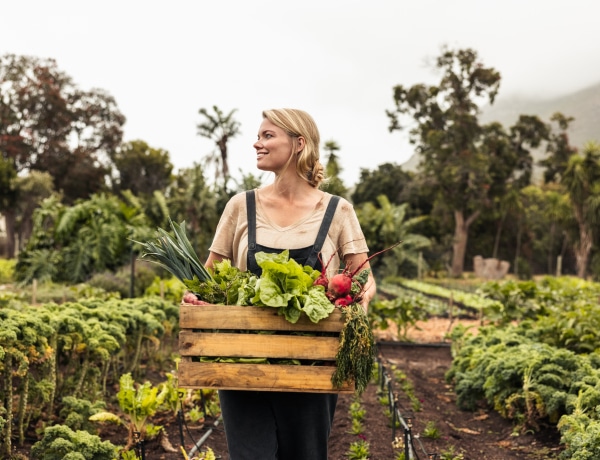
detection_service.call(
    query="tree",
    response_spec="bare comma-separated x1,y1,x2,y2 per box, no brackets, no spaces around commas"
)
321,140,348,197
14,171,55,252
480,116,549,264
355,195,431,277
231,170,264,193
519,184,571,275
539,113,578,184
351,163,413,205
197,106,241,188
561,142,600,278
0,54,125,203
387,47,508,276
167,164,220,261
111,140,173,196
0,154,18,256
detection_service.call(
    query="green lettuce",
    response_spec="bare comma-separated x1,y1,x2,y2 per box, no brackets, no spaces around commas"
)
251,250,334,323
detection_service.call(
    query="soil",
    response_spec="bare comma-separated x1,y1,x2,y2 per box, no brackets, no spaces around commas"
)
12,318,564,460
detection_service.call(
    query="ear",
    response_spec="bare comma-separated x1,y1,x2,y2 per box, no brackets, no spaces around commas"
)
296,136,306,153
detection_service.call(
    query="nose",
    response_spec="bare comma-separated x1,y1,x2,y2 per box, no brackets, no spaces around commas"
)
253,138,262,150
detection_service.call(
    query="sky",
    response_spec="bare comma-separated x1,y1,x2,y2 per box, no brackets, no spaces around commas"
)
2,0,600,186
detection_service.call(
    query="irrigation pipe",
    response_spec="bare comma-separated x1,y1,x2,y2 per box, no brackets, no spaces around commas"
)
187,415,222,458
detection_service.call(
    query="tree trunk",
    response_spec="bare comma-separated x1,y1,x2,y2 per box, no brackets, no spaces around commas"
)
492,213,506,259
547,222,556,274
575,222,593,279
514,217,522,277
3,209,16,258
451,209,480,277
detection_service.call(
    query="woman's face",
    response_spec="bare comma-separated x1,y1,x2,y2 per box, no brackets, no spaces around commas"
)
253,118,295,173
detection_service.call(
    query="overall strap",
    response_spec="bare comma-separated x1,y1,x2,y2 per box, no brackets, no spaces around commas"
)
303,195,340,269
246,190,257,251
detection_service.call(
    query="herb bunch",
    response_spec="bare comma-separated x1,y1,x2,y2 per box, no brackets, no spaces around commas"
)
332,302,375,394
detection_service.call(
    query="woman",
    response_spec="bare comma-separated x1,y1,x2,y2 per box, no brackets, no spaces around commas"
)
205,108,376,460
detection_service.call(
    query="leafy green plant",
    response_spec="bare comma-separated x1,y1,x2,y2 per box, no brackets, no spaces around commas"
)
349,399,366,421
192,447,217,460
369,293,428,341
90,373,168,449
59,396,106,433
439,445,465,459
30,424,118,460
186,407,206,424
557,392,600,460
422,420,441,439
393,368,421,412
349,418,364,435
378,393,390,406
346,439,370,459
190,389,221,419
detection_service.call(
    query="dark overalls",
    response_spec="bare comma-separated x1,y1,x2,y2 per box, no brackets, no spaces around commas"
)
218,190,340,460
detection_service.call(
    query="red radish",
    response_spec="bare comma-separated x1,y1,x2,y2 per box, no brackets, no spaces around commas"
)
334,295,353,307
317,239,403,305
328,273,352,298
325,240,404,302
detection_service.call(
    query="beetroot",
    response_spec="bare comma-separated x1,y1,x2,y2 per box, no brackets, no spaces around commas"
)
318,239,403,307
328,273,352,298
334,295,353,307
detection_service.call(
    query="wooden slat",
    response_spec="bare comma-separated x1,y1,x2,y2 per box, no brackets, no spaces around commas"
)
179,331,339,360
178,361,354,393
180,304,345,332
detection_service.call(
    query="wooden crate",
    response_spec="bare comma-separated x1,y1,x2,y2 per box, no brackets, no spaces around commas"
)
178,304,354,393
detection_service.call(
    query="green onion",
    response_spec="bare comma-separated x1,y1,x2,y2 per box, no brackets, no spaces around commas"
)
134,219,213,283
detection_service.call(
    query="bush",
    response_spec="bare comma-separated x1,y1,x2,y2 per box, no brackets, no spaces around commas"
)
87,272,128,298
144,276,186,303
515,257,532,280
88,261,162,298
0,258,16,283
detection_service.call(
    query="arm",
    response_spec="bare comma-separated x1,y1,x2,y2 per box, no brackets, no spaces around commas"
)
205,251,227,270
344,252,376,313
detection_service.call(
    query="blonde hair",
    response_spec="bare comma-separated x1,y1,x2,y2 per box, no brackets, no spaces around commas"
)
262,108,326,188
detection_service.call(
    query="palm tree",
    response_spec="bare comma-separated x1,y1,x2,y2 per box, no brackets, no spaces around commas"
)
561,141,600,278
322,140,348,197
197,106,241,188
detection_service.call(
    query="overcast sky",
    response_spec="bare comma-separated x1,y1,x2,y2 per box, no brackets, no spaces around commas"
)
2,0,600,186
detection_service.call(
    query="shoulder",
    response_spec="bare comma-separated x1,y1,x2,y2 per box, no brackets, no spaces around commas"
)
219,191,250,223
226,191,250,210
326,193,357,216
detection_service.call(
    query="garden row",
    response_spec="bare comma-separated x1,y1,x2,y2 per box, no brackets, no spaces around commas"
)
411,276,600,459
0,292,184,458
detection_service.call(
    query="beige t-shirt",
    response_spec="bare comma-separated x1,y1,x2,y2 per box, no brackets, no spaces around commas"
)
208,191,369,279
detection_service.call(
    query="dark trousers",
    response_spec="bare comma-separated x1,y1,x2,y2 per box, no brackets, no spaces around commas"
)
218,390,338,460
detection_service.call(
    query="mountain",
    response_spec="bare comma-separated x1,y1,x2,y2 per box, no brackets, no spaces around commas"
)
401,81,600,172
